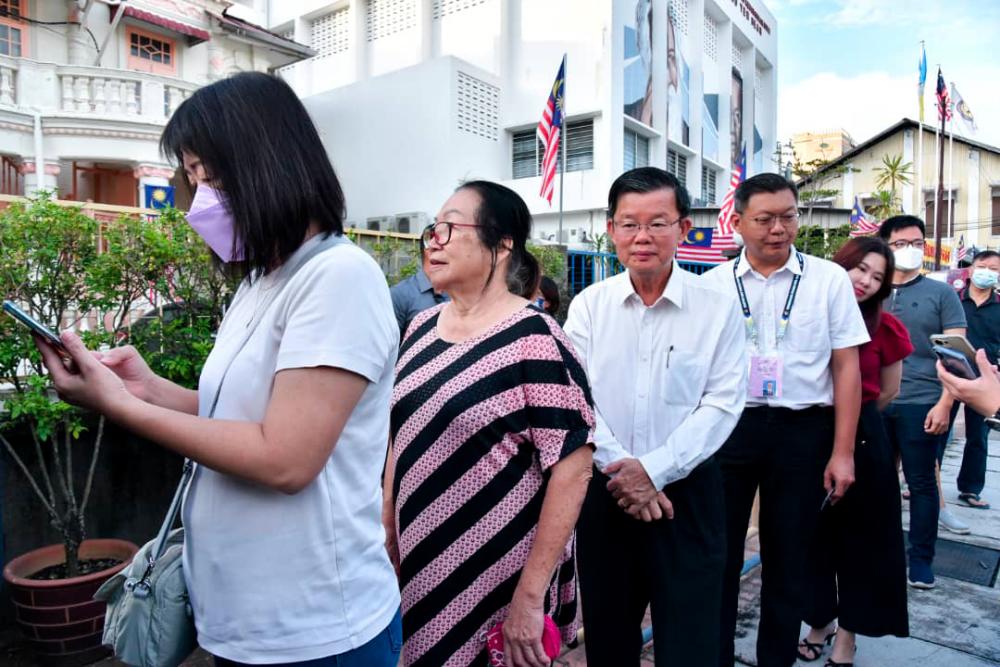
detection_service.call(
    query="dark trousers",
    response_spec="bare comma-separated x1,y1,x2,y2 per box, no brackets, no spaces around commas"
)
882,403,940,565
804,402,909,638
717,406,833,667
958,405,990,496
577,458,725,667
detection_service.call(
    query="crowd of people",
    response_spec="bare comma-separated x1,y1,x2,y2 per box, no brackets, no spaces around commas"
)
30,72,998,667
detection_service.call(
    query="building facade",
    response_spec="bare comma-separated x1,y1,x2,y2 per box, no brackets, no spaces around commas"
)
266,0,777,245
0,0,310,207
798,118,1000,254
791,128,854,166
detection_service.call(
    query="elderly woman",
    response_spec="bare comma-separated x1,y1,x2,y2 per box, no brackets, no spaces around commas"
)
383,181,595,667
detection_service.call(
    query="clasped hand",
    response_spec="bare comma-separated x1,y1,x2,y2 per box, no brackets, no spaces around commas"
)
604,458,674,522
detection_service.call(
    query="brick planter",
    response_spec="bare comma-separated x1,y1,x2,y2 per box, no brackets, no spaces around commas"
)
3,539,138,666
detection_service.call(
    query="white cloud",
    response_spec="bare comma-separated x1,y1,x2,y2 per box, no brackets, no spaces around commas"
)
778,69,1000,149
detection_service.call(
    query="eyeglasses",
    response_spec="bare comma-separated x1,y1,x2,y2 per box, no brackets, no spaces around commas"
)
422,221,479,246
746,213,799,228
613,218,682,238
887,239,926,250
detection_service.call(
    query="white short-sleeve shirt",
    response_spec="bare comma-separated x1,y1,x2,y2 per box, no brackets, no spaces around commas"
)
701,247,870,409
182,235,401,663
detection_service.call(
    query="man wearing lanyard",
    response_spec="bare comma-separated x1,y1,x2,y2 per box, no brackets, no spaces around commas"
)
703,173,868,667
566,168,746,665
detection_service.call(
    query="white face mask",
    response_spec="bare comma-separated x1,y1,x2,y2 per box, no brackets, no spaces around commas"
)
893,246,923,271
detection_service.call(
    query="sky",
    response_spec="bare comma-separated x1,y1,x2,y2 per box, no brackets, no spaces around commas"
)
770,0,1000,151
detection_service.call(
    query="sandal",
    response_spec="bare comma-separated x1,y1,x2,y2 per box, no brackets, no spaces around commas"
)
797,630,836,662
958,492,991,509
824,660,853,667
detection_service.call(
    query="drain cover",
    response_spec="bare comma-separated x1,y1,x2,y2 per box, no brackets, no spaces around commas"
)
905,532,1000,586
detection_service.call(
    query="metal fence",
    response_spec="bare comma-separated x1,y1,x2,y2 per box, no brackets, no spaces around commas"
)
566,249,719,295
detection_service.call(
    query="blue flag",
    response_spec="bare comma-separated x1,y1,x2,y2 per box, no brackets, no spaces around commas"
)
144,184,174,209
682,227,713,247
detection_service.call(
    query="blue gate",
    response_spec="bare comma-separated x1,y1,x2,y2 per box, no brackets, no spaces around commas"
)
566,251,719,295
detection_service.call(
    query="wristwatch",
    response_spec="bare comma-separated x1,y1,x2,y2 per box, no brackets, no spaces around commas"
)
987,407,1000,432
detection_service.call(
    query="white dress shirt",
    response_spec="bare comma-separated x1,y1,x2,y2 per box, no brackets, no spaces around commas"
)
701,246,870,410
564,264,747,489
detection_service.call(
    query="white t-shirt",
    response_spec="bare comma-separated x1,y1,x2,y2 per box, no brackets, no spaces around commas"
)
182,235,401,663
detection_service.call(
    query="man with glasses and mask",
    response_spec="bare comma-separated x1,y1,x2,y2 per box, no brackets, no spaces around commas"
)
877,215,967,589
565,167,746,665
702,173,869,667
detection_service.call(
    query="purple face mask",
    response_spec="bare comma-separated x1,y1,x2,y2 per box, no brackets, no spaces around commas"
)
185,184,243,262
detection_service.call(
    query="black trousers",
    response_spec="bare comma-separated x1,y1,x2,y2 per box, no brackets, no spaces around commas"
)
577,457,725,667
803,402,909,638
717,406,834,667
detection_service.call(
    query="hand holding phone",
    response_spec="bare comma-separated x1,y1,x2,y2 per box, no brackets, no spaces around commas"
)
932,344,979,380
2,300,66,350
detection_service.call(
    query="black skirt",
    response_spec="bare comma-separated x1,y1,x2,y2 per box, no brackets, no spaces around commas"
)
803,401,909,637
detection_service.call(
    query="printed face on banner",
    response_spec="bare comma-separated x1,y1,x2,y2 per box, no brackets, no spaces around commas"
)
624,0,653,126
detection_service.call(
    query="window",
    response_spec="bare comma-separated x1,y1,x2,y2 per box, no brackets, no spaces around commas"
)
127,27,176,75
0,0,25,57
667,151,687,185
511,118,594,178
701,165,717,204
624,127,649,171
992,187,1000,236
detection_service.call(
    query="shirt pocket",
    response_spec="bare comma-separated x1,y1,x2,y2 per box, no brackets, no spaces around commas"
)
783,312,824,352
660,350,709,407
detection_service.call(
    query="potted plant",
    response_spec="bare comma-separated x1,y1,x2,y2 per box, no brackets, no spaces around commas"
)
0,196,229,665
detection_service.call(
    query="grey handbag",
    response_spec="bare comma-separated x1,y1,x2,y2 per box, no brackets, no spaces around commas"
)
94,233,351,667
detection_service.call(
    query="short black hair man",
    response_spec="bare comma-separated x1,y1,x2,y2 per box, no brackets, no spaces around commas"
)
703,173,869,667
566,167,746,665
878,215,967,588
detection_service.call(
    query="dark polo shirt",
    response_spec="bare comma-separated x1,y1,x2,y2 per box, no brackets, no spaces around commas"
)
961,286,1000,366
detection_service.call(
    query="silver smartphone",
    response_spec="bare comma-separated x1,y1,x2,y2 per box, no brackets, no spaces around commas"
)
2,300,66,350
929,333,977,363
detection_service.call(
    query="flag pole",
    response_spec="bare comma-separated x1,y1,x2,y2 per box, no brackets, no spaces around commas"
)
934,68,946,271
558,53,566,247
917,41,925,219
947,119,954,241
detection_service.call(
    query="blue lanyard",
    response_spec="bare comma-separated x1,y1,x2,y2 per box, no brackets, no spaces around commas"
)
733,251,805,351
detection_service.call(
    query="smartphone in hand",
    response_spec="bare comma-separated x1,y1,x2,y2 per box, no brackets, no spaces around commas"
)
929,333,977,362
932,344,978,380
2,300,66,350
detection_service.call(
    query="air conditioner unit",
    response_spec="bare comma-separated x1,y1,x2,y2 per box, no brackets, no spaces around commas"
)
393,211,429,235
366,216,395,232
558,228,586,244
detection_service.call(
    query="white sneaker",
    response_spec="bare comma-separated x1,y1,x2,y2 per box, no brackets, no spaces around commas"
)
939,508,971,535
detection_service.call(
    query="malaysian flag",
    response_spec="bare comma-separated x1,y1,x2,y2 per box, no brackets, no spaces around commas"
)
676,226,730,264
538,56,566,205
936,67,952,121
698,145,747,259
956,234,967,264
849,196,880,237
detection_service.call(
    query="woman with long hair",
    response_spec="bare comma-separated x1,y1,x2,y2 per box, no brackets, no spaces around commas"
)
35,72,402,665
798,236,911,666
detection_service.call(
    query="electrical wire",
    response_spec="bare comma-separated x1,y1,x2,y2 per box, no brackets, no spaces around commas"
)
0,7,100,53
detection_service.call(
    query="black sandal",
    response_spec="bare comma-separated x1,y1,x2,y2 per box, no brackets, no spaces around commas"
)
797,630,836,661
824,659,853,667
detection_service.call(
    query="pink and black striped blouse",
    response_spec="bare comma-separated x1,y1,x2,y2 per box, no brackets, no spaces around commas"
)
391,304,595,666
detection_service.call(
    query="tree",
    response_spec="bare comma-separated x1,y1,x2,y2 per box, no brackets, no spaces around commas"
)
0,198,232,576
866,189,899,221
873,153,913,204
793,156,858,228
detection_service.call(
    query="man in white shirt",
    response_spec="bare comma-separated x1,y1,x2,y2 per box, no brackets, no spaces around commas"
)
702,173,868,667
565,167,746,666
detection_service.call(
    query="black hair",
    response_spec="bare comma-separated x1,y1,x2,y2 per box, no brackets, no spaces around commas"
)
607,167,691,220
455,181,540,299
733,173,798,213
972,250,1000,263
538,276,561,316
160,72,344,277
877,215,925,241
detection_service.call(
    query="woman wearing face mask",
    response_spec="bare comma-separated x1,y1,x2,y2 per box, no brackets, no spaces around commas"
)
798,237,911,667
34,73,402,666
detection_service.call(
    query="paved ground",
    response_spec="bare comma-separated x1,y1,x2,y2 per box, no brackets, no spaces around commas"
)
3,421,999,666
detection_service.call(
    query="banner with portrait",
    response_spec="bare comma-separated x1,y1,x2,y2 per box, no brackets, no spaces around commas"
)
624,0,653,126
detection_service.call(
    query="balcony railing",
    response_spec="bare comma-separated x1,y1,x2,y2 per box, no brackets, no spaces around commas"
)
0,55,199,123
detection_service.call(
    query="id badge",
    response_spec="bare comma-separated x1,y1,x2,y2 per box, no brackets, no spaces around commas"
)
749,355,783,399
